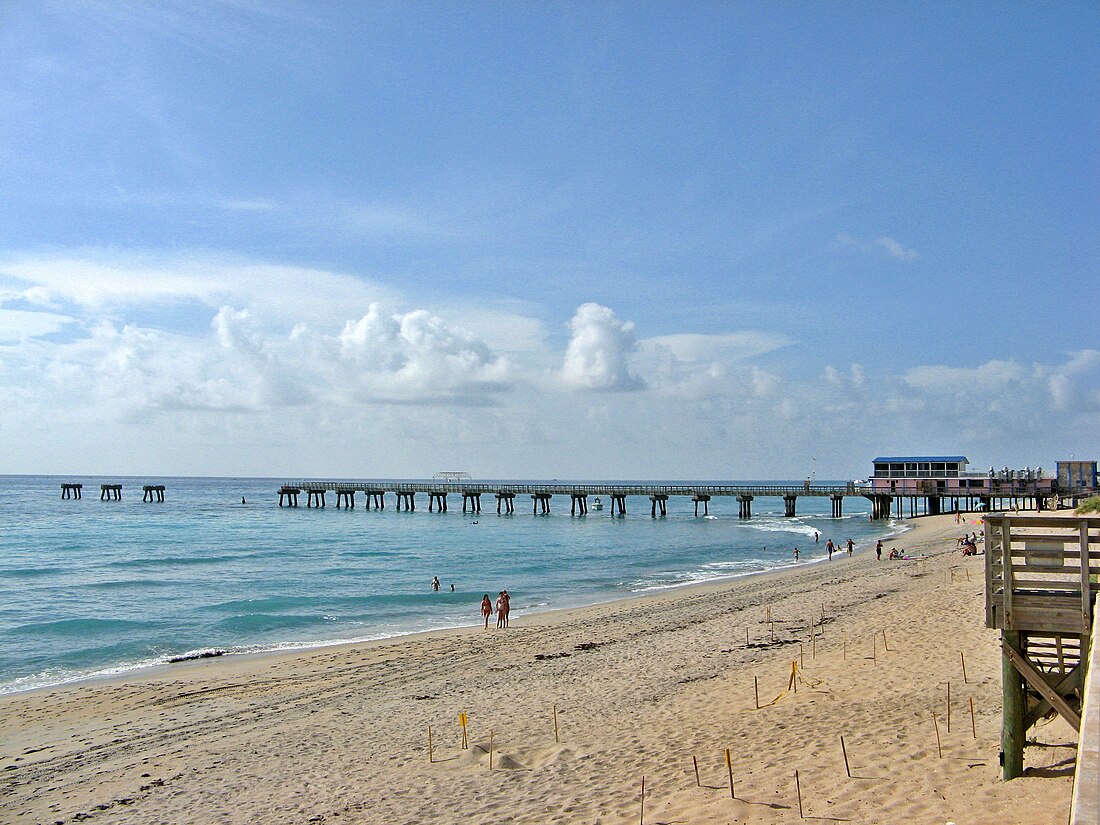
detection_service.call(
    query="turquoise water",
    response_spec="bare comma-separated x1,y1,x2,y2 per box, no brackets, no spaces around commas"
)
0,475,898,694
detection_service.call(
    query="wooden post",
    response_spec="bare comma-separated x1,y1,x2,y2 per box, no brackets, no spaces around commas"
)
840,735,851,777
932,713,943,758
428,725,434,763
961,651,968,684
639,776,645,825
553,704,559,743
882,629,890,651
947,681,952,733
489,729,494,771
1001,630,1025,779
794,770,804,819
754,675,760,710
969,696,977,739
745,626,749,647
726,748,735,799
693,755,700,787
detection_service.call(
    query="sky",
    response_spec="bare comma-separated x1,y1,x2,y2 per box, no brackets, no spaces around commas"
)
0,1,1097,480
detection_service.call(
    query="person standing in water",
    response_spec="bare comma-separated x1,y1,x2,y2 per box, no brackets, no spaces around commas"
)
431,576,440,592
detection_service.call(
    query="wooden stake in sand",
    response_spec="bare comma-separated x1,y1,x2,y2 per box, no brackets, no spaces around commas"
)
754,675,760,710
553,704,559,743
871,633,877,664
960,651,969,684
459,712,468,749
489,729,494,771
428,725,434,763
725,748,735,799
882,629,890,651
639,776,645,825
947,681,952,733
794,769,804,819
745,626,750,647
969,696,977,739
693,755,700,787
840,735,851,778
790,660,798,694
932,713,943,758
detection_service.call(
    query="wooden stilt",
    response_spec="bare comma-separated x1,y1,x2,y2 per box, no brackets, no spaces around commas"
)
840,735,851,777
1001,630,1025,779
693,755,700,787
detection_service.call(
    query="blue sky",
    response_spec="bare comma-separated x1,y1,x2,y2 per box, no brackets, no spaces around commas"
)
1,1,1097,479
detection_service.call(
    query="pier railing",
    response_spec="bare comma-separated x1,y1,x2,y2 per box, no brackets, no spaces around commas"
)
283,480,862,498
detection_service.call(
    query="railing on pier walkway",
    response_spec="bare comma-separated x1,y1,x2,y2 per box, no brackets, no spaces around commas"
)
283,480,864,498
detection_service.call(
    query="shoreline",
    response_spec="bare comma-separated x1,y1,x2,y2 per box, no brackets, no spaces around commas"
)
2,518,913,699
5,512,1072,824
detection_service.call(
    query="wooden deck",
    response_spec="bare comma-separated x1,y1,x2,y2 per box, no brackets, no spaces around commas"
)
984,514,1100,782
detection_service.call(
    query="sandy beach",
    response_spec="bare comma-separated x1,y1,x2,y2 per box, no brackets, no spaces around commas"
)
1,513,1075,824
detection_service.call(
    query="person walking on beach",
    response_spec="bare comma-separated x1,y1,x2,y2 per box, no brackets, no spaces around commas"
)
481,594,493,628
793,547,799,561
846,538,854,557
876,539,883,561
431,576,440,592
826,539,834,559
814,531,820,544
496,590,510,628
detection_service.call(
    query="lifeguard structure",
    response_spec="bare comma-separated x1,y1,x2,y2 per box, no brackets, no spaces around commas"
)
984,513,1099,822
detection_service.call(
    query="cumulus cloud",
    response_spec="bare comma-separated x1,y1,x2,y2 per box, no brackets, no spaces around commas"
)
560,303,643,391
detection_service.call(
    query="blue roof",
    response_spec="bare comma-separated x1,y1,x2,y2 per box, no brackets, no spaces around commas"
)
872,456,969,463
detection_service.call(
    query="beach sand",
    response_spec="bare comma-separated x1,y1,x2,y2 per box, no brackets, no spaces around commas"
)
1,513,1076,824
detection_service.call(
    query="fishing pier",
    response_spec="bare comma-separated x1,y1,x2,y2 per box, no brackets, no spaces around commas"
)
276,480,895,518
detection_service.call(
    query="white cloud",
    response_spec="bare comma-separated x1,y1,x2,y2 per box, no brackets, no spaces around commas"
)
560,303,643,391
0,308,75,342
875,236,918,261
835,233,918,262
639,331,792,364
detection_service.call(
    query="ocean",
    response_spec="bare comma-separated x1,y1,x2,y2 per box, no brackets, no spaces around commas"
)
0,475,901,695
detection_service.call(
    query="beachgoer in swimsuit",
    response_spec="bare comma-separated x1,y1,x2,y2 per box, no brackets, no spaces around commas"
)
846,538,854,556
876,540,882,561
432,576,440,592
496,592,506,628
481,594,493,628
793,547,799,561
826,539,834,559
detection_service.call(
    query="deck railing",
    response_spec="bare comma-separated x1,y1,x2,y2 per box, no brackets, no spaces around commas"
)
985,515,1100,635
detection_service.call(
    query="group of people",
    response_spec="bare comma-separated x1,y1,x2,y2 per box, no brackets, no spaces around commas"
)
431,577,511,628
795,536,856,561
958,532,982,556
481,590,510,628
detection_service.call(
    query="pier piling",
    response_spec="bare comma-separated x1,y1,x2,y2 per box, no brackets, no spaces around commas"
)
495,491,515,513
649,494,668,517
142,485,165,502
61,483,83,500
692,493,710,516
100,484,122,501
